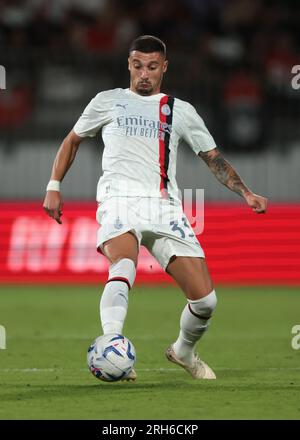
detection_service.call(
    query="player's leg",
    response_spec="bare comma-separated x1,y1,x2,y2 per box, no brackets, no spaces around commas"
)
96,198,140,381
146,211,217,379
100,232,139,382
166,255,213,299
103,231,139,267
99,231,139,336
165,256,217,378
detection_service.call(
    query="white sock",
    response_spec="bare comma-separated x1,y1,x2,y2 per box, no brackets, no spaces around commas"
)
100,258,136,335
173,290,217,365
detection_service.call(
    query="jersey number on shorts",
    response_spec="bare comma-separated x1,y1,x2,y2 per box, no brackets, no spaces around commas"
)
170,217,195,239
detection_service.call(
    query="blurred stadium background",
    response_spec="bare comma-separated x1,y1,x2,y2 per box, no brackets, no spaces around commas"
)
0,0,300,284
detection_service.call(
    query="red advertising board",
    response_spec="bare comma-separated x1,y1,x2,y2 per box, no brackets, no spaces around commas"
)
1,201,300,285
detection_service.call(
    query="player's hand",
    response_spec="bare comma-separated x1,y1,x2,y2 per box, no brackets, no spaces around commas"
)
244,192,268,214
43,191,64,224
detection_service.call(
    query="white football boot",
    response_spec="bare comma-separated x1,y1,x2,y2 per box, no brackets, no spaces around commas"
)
121,368,137,381
166,345,216,380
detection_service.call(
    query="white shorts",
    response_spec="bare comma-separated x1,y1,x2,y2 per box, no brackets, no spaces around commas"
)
96,196,205,270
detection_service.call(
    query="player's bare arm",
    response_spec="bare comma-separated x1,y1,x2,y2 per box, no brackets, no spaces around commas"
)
43,130,83,224
199,147,268,214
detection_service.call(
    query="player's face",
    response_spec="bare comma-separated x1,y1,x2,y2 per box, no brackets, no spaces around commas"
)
128,51,168,96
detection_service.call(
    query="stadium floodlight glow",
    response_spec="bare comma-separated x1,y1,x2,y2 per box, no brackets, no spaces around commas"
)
0,66,6,90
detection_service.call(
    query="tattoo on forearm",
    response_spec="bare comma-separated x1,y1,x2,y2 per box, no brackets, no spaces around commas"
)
199,150,250,197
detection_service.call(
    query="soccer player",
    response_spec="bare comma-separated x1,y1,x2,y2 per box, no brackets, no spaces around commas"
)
43,35,267,381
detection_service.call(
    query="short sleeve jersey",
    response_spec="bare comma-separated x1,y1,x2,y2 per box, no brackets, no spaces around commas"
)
73,88,216,202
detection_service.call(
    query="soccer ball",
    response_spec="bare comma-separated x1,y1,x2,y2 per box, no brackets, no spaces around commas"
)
87,334,136,382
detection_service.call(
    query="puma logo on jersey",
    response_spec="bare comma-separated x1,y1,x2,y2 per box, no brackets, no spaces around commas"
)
116,103,128,109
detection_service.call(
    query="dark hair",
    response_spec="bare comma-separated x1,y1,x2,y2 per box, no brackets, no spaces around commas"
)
129,35,166,58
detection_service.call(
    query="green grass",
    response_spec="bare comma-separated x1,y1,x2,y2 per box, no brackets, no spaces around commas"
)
0,285,300,420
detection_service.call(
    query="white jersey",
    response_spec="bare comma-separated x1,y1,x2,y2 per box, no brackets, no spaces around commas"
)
73,88,216,203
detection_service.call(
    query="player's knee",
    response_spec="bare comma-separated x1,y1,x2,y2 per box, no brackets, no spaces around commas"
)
108,258,136,289
189,289,217,319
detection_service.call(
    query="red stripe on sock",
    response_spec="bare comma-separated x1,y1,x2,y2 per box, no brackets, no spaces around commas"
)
188,304,211,320
106,277,131,290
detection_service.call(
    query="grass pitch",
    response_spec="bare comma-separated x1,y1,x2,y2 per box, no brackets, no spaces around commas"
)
0,285,299,420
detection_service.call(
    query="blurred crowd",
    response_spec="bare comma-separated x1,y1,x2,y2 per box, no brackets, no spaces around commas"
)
1,0,300,151
1,0,299,54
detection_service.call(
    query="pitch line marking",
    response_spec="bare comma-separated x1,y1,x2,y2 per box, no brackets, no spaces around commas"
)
1,367,300,372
